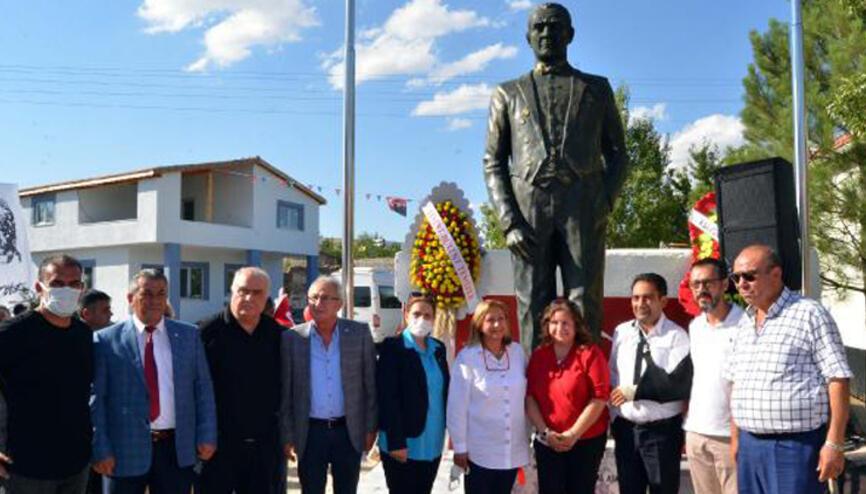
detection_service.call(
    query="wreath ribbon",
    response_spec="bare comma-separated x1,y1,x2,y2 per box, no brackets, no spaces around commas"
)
422,201,479,312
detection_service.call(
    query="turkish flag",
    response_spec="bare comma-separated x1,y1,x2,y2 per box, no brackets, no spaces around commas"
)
273,293,294,328
386,196,407,216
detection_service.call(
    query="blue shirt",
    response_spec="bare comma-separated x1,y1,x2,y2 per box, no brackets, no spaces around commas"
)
309,323,345,419
378,331,445,461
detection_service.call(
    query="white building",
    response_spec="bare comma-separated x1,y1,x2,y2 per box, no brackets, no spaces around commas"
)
19,157,325,323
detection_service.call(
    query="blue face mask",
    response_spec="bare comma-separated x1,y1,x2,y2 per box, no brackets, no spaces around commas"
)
40,284,82,317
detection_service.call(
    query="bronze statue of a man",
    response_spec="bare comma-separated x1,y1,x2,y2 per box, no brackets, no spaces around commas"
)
483,2,629,348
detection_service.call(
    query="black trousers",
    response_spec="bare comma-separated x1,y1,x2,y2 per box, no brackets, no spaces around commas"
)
464,461,517,494
198,436,278,494
535,433,607,494
611,415,684,494
381,454,440,494
297,421,361,494
106,437,195,494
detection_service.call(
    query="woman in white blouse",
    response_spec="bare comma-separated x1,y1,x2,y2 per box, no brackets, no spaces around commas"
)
447,299,530,494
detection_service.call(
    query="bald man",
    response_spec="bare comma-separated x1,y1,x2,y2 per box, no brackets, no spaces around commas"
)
198,267,283,494
724,244,852,494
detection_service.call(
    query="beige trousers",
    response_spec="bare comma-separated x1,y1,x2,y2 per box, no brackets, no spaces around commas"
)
685,431,737,494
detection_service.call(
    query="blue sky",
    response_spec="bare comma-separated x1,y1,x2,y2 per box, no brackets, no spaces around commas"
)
0,0,790,242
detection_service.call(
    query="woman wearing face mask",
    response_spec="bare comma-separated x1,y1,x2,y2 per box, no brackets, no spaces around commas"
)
376,294,449,493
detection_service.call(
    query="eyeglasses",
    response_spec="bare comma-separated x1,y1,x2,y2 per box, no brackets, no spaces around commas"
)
689,278,723,290
308,294,340,304
730,269,763,284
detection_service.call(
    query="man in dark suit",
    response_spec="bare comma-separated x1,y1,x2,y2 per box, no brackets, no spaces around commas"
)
91,269,217,494
483,2,629,347
280,276,377,494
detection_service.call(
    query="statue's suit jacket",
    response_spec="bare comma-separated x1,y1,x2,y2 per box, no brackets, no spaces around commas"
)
483,67,629,235
483,67,629,344
279,319,377,458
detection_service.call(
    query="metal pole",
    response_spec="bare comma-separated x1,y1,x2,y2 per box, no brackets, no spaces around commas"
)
791,0,812,296
341,0,356,316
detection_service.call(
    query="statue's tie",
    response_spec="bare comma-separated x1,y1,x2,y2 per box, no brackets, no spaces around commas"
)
144,325,160,422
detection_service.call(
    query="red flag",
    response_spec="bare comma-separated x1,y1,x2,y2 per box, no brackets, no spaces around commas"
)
386,196,407,216
273,293,294,328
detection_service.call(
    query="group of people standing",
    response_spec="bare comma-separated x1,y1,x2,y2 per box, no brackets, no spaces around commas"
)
0,241,854,494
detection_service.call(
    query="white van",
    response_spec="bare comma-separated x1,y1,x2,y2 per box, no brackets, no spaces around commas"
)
333,267,403,342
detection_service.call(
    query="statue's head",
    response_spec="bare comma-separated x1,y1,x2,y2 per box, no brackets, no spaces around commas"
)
526,3,574,64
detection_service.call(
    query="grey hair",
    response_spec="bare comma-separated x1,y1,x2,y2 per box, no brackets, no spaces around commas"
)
231,266,271,292
308,275,343,300
128,268,168,295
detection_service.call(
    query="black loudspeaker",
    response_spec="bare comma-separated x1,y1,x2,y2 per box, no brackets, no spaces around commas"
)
714,157,802,290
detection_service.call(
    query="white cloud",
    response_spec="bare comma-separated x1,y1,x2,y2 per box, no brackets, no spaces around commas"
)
413,83,492,116
425,43,517,85
669,114,745,169
446,117,473,130
323,0,490,88
507,0,533,11
138,0,319,71
629,103,667,124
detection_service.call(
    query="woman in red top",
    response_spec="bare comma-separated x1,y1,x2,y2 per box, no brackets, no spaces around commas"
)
526,298,611,494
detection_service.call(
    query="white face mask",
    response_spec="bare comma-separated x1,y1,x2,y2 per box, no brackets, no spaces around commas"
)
40,284,82,317
407,317,434,338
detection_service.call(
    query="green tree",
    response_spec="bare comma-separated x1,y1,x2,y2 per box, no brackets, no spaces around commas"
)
606,87,692,247
319,232,402,266
479,202,507,249
735,0,866,305
686,141,724,204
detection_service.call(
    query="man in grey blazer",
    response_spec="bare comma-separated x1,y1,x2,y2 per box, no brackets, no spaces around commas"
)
483,2,629,348
280,276,377,494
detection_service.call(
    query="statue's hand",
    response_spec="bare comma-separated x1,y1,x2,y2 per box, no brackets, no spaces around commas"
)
506,226,536,261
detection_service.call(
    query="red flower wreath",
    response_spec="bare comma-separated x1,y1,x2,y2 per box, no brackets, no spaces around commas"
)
678,192,721,316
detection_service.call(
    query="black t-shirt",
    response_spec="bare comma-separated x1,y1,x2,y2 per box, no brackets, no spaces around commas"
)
0,310,93,479
199,309,281,442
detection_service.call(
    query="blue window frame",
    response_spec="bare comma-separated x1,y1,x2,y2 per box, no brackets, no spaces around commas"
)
180,262,209,300
80,259,96,289
277,200,304,231
224,263,244,296
31,194,56,226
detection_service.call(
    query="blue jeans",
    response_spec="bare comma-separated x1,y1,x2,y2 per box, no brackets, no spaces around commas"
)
737,426,825,494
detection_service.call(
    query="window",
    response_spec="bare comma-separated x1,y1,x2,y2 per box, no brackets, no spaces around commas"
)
32,194,56,226
80,259,96,289
277,201,304,231
180,262,209,300
379,285,401,309
353,286,371,308
181,199,195,221
224,263,243,296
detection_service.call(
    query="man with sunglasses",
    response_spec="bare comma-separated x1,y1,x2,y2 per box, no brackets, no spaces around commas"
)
724,244,851,494
0,255,93,493
683,258,744,494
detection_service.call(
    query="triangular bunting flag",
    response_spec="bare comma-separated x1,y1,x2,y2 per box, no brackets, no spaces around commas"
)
386,196,407,217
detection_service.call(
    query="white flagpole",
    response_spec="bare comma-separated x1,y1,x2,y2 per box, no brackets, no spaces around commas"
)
341,0,356,315
791,0,811,295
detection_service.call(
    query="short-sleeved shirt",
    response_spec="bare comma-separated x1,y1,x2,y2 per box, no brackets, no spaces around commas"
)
527,343,610,438
683,304,746,437
0,311,93,479
724,288,852,434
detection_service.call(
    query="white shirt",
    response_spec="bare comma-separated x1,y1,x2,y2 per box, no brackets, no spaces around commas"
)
132,315,176,430
446,342,530,470
683,304,746,437
609,314,690,424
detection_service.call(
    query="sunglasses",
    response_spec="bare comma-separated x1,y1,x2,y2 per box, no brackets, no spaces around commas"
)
730,269,764,284
689,278,724,290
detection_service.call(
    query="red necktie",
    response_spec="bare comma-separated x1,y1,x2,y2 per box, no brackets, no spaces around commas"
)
144,325,161,422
